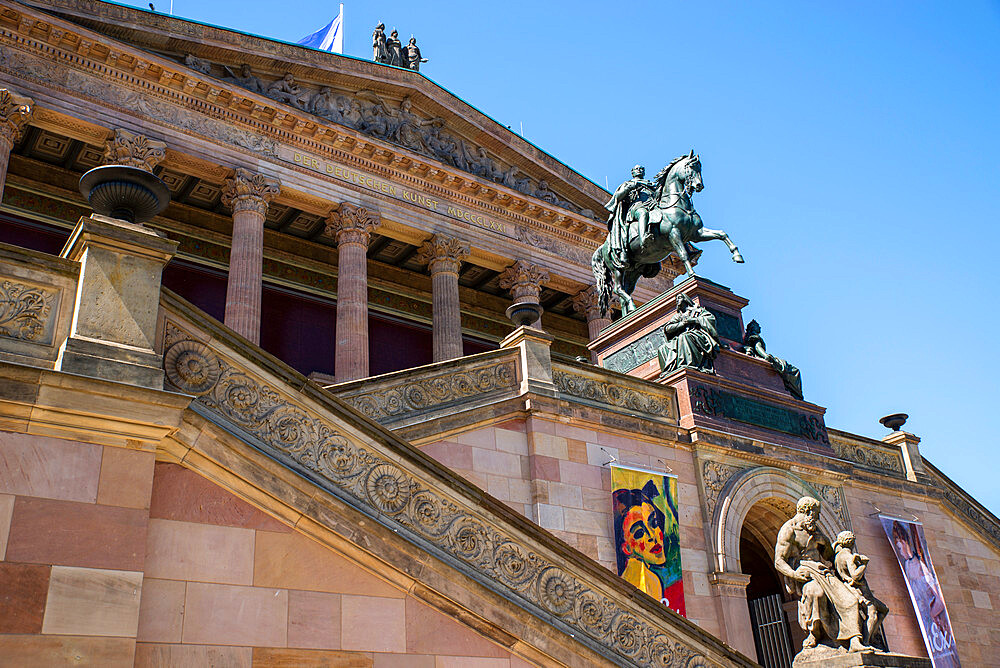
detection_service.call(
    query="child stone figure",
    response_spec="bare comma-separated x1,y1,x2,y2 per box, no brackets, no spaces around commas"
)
834,530,889,647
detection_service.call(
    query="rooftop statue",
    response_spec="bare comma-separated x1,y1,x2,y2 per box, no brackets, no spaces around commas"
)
744,319,804,400
592,151,744,316
405,37,427,71
386,30,404,67
372,23,389,63
775,497,889,661
657,293,720,376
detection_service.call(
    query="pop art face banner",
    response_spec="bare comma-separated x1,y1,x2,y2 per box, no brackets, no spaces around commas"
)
880,516,960,668
611,465,685,616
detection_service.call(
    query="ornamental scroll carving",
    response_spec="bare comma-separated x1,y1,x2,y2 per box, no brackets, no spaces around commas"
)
701,460,748,519
341,358,517,423
221,168,281,216
102,128,166,172
0,280,54,342
161,321,718,667
0,87,33,144
552,369,673,419
829,436,904,475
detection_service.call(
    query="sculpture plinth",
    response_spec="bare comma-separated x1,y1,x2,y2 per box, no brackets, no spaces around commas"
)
793,649,931,668
589,276,832,454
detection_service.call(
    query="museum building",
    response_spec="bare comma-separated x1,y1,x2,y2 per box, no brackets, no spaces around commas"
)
0,1,997,666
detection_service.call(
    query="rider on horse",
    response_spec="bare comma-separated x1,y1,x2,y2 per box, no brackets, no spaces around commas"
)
604,165,655,268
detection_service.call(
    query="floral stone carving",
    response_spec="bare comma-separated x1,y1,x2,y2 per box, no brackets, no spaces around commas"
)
0,280,53,342
161,322,719,667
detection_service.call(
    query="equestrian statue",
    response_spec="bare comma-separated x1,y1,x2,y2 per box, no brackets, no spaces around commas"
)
592,151,743,316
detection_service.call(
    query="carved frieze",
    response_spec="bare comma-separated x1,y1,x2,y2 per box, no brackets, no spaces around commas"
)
340,357,518,423
603,328,667,374
102,128,166,171
691,385,829,444
0,87,33,144
0,279,54,343
161,320,715,666
552,369,673,419
829,435,904,475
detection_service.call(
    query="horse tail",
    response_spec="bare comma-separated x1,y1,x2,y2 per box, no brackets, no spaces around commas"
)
592,245,612,318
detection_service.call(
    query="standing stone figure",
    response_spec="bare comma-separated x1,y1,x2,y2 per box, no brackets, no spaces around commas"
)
372,23,389,63
386,29,403,66
222,64,263,94
604,165,655,267
743,319,803,400
404,37,427,71
657,293,720,375
775,497,885,661
833,531,889,645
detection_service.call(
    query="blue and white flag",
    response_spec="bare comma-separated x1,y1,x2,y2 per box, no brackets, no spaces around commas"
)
298,5,343,53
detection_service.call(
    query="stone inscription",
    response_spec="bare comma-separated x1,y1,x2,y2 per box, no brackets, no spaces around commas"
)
280,147,507,236
691,385,829,443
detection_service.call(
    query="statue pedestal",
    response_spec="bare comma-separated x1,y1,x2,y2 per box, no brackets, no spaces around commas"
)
589,276,833,454
793,650,931,668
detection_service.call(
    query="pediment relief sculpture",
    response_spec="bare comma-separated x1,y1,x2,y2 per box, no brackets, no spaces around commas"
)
179,57,595,218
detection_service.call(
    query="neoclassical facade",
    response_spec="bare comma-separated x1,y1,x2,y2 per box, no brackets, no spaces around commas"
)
0,2,997,667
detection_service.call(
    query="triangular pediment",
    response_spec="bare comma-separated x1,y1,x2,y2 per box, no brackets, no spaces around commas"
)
22,0,609,220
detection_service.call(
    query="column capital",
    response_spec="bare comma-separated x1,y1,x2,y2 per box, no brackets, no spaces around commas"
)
570,285,603,321
498,260,549,303
102,128,166,172
416,233,470,275
0,87,34,144
326,202,381,247
222,167,280,216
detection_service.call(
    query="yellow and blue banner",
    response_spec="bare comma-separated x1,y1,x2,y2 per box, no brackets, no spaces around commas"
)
611,465,685,615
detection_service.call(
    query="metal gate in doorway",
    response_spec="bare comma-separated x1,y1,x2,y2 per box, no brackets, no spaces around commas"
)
748,593,794,668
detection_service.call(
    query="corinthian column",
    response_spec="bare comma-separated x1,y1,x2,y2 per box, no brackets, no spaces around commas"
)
221,168,280,344
417,234,470,362
0,88,34,200
571,285,612,344
498,260,549,329
102,128,167,171
328,203,381,382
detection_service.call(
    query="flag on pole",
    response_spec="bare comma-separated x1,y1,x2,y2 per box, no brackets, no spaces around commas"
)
298,4,343,53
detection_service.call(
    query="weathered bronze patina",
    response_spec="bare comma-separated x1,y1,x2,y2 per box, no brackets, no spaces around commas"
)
744,319,804,400
592,152,744,316
657,293,720,375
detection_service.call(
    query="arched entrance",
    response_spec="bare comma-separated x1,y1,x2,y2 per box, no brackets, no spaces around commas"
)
739,498,798,668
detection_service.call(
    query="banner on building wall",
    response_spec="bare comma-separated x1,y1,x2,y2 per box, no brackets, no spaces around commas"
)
879,515,961,667
610,465,685,616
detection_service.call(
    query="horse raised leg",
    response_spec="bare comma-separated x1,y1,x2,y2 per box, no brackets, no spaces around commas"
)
667,226,695,276
612,266,636,314
695,227,744,264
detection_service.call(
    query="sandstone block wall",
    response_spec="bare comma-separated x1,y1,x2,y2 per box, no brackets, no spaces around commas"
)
0,429,538,667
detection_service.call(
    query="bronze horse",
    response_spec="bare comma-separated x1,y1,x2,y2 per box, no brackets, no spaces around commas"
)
592,151,743,316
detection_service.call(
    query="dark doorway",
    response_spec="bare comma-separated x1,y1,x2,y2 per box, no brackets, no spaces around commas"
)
741,532,795,668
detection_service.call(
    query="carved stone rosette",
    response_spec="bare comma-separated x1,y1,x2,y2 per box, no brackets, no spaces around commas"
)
326,203,381,247
498,260,549,303
416,234,470,275
221,167,280,216
102,128,167,172
0,87,33,145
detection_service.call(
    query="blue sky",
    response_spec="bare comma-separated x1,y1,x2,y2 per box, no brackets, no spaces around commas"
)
124,1,1000,514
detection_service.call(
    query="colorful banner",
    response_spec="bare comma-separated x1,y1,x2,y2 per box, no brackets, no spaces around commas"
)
610,465,685,616
880,516,961,667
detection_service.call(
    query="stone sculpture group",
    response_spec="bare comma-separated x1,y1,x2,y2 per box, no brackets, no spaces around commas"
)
173,57,592,218
372,23,426,71
776,496,889,664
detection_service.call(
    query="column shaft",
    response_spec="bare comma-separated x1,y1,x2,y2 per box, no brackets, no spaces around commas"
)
335,239,370,381
221,168,279,345
0,135,12,202
225,208,265,343
431,268,463,361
